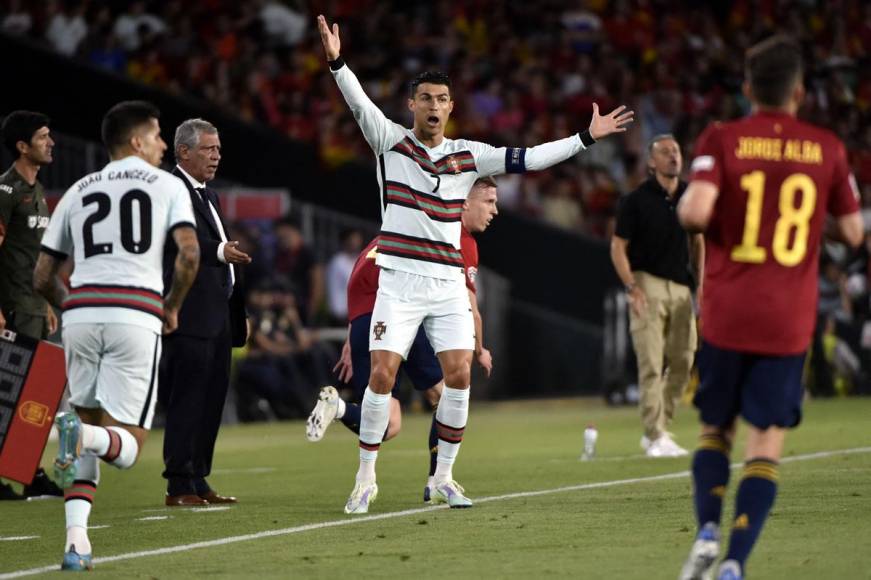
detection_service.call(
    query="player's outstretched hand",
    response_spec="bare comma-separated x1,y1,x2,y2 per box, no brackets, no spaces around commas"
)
477,347,493,378
223,241,252,264
162,307,179,335
333,338,353,383
317,15,341,61
588,103,634,140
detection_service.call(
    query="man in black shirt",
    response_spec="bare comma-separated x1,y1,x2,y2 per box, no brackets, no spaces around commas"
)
611,134,703,458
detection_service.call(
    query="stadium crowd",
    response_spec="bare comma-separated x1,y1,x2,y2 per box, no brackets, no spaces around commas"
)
4,0,871,237
4,0,871,402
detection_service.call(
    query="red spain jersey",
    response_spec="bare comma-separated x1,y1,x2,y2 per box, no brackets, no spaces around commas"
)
690,111,860,355
347,228,479,322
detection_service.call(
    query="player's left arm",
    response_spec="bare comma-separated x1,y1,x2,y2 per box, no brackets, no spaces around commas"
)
468,289,491,377
469,103,634,177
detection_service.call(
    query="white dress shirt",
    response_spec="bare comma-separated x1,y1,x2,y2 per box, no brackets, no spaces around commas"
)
176,165,235,287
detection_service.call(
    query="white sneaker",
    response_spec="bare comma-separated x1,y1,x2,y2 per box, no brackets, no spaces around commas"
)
344,481,378,514
432,480,473,508
640,435,652,451
679,522,720,580
716,560,742,580
646,434,689,458
661,434,689,457
306,386,339,442
423,476,434,503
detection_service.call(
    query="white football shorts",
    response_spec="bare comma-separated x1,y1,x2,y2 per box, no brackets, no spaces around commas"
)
62,322,161,429
370,268,475,358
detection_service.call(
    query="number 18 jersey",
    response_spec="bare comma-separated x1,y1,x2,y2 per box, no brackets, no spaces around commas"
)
690,111,859,355
41,155,196,334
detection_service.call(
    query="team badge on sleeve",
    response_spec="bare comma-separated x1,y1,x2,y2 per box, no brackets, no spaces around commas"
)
691,155,715,172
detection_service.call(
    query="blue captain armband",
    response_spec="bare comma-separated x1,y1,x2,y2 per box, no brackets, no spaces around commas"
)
505,147,527,174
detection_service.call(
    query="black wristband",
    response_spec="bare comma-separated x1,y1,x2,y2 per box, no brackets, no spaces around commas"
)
328,57,345,71
579,130,596,148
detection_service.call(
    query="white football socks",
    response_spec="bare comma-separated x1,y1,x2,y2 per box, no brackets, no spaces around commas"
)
104,427,138,469
80,424,110,456
64,455,99,554
80,425,137,468
434,386,470,483
356,387,391,483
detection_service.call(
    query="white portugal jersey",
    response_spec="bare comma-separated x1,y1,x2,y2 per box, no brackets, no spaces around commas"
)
332,62,591,281
41,155,196,334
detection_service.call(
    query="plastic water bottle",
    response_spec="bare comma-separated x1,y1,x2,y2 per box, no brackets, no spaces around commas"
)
581,424,598,461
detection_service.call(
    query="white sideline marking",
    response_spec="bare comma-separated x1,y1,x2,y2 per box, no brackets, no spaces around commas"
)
89,525,110,530
137,516,170,522
211,467,276,475
0,537,39,542
191,506,231,512
3,446,869,579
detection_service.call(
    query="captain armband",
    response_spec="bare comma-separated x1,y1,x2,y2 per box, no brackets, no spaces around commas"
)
505,147,527,174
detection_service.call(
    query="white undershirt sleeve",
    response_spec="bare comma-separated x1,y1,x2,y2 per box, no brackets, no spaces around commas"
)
332,64,405,155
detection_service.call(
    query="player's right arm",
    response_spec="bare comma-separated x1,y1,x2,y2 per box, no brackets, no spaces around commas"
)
163,225,200,334
318,15,403,155
826,140,863,249
33,190,74,308
679,124,723,233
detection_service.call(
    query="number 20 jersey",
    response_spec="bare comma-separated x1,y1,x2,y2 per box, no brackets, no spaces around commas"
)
690,111,860,355
41,155,196,334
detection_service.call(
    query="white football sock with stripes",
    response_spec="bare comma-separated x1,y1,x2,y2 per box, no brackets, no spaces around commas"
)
356,387,391,483
434,386,469,483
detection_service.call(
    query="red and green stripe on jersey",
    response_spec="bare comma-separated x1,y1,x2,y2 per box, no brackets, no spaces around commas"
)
384,181,463,222
377,231,464,268
390,138,476,175
64,284,163,320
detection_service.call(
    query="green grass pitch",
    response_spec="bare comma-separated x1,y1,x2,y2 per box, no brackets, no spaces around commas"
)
1,397,870,579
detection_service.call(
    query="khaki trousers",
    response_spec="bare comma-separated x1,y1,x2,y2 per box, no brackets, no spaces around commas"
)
629,272,697,440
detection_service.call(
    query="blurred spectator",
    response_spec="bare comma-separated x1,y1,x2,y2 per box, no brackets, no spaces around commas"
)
325,228,363,324
811,255,854,396
273,216,324,323
234,280,335,421
257,0,306,47
1,0,31,36
4,0,871,245
87,27,126,74
112,0,165,51
44,0,87,56
541,177,583,231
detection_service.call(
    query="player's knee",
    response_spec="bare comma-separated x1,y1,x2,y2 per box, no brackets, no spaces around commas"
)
443,366,471,388
369,365,397,392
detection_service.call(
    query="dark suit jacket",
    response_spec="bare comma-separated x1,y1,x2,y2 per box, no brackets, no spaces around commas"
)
163,167,247,347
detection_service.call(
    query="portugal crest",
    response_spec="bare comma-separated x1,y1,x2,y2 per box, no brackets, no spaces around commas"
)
373,321,387,340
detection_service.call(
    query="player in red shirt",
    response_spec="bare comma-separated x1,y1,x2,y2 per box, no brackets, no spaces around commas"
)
677,36,863,580
306,178,497,502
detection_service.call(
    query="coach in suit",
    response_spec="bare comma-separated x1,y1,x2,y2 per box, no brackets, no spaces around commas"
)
159,118,251,506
